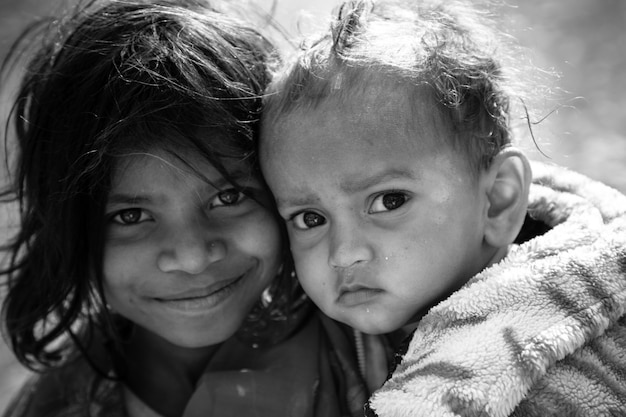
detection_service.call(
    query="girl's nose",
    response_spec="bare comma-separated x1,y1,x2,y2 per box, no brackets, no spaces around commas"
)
156,225,226,274
328,222,373,270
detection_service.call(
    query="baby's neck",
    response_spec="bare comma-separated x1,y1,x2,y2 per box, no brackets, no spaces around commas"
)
486,244,510,269
402,244,511,333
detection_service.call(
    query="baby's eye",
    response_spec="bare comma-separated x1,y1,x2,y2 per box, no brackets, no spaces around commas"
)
369,192,408,213
210,189,245,208
109,208,151,225
292,211,326,230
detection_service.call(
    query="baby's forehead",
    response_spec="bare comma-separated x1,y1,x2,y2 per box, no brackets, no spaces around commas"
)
265,83,451,147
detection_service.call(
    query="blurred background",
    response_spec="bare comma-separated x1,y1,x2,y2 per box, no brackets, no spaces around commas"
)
0,0,624,411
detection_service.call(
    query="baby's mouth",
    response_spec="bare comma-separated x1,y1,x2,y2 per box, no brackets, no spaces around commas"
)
337,284,382,307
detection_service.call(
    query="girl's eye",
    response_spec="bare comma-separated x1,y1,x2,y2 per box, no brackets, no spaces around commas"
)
110,208,151,225
369,192,408,214
210,189,245,208
292,211,326,230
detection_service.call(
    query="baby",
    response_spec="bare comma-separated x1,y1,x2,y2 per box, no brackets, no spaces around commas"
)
260,0,626,415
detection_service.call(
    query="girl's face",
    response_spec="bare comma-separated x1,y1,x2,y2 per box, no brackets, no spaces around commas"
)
102,147,282,348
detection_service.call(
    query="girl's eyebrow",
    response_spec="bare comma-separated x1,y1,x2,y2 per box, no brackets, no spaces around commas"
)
105,194,154,206
213,168,259,190
224,167,256,182
107,171,256,207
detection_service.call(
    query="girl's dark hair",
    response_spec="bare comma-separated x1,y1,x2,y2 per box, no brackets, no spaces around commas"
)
0,0,279,371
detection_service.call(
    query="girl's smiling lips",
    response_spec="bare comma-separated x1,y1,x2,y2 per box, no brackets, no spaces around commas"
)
153,274,246,312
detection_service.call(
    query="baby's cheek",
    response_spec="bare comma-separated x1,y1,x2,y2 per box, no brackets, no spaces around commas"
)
393,230,428,258
292,256,316,287
295,255,330,293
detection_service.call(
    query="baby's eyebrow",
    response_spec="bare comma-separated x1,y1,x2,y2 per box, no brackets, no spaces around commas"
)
276,192,321,209
276,169,417,210
339,169,417,194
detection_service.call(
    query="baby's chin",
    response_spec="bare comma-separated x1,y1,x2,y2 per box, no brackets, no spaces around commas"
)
339,312,409,336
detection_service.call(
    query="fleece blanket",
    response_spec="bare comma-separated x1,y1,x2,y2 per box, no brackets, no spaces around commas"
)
367,161,626,417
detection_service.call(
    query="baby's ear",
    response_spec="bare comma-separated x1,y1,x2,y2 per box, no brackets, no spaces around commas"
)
483,148,531,248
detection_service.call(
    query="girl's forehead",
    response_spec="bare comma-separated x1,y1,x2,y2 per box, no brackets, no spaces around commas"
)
111,148,257,187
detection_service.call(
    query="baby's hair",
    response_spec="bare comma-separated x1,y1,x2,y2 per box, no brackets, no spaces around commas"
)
0,0,278,370
263,0,529,171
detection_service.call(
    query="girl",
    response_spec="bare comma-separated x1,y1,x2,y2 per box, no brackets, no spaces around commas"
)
0,1,390,416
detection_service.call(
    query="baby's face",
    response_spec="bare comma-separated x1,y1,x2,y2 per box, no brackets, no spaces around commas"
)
261,88,496,334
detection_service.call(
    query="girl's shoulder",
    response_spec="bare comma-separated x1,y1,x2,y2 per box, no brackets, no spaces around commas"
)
3,356,125,417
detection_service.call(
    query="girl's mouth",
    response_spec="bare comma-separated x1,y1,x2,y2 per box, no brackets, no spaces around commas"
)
155,274,246,313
